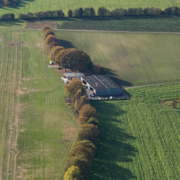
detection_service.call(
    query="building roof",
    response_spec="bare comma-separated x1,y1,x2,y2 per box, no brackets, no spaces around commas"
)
64,72,84,77
82,75,120,90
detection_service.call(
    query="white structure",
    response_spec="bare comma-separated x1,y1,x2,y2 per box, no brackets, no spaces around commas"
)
64,72,84,81
61,72,85,84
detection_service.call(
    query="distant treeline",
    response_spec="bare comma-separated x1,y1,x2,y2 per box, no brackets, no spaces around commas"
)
2,0,18,6
1,6,180,21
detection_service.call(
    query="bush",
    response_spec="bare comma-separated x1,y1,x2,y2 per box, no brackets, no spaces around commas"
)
68,9,73,18
63,166,82,180
65,156,91,180
111,8,126,16
78,104,98,125
87,117,100,128
1,13,15,20
73,8,83,18
75,89,86,101
77,124,100,143
71,140,97,154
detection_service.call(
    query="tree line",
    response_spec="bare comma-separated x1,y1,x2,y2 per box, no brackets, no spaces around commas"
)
43,27,104,75
1,6,180,21
42,27,101,179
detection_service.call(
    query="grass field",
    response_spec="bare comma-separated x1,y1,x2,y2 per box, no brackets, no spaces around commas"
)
90,83,180,180
0,29,79,179
57,15,180,32
1,0,180,18
55,31,180,87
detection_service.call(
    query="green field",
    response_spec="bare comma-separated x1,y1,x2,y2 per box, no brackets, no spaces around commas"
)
57,16,180,32
1,0,180,18
55,31,180,86
91,83,180,180
0,29,79,179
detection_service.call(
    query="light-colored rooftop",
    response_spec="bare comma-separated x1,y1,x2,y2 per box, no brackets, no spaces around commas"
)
64,72,84,77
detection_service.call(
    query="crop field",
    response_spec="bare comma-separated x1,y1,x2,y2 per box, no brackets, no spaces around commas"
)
0,29,78,179
90,83,180,180
1,0,180,18
55,31,180,86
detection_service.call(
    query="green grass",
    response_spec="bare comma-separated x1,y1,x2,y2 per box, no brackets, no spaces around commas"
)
90,83,180,180
1,0,180,18
55,31,180,87
57,15,180,32
0,20,26,28
0,29,79,179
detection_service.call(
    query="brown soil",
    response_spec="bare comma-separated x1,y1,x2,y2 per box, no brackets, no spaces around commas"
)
25,20,55,28
11,41,24,47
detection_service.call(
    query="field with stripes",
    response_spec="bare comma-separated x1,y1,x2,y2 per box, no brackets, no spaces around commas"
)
91,83,180,180
1,0,180,18
0,29,79,180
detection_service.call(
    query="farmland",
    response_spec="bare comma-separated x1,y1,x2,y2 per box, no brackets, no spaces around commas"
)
0,29,79,179
55,31,180,86
1,0,180,18
91,83,180,180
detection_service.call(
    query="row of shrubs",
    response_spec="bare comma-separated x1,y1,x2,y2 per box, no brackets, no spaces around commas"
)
42,27,101,180
0,13,15,20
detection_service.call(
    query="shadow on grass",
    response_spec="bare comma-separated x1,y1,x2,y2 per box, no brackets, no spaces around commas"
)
90,101,137,180
104,67,133,87
16,0,35,9
0,19,25,27
58,39,75,49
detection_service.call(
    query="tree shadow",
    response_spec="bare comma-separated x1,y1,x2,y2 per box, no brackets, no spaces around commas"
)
58,39,75,49
15,0,36,9
0,19,25,27
104,67,133,87
90,101,137,180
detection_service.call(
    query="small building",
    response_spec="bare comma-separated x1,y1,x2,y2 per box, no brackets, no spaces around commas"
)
63,72,85,81
81,75,122,96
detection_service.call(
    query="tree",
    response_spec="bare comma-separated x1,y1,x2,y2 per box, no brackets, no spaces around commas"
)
83,7,95,17
67,145,94,162
68,9,73,18
74,95,89,112
77,124,100,143
60,48,93,72
48,41,59,50
49,46,64,61
42,26,51,33
98,7,110,17
171,100,177,108
71,140,97,154
43,29,55,39
63,166,82,180
75,89,86,101
1,13,15,20
65,78,84,102
78,104,97,125
45,34,58,45
65,156,91,180
87,117,100,128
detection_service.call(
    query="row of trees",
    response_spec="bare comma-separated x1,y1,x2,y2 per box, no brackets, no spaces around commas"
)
42,27,102,180
63,78,100,180
2,0,18,6
19,10,64,20
43,27,94,73
0,13,15,20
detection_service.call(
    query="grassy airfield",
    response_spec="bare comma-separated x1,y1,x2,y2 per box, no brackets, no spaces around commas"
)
0,29,79,180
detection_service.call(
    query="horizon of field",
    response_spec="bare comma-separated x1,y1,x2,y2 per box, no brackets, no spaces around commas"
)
1,0,180,18
0,29,78,179
55,31,180,87
91,83,180,180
